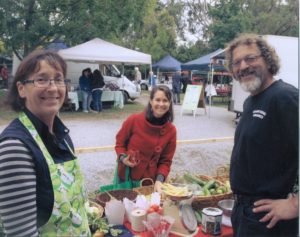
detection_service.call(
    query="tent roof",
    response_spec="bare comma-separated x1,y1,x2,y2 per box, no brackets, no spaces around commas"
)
58,38,151,65
152,55,181,71
181,48,225,71
210,48,226,59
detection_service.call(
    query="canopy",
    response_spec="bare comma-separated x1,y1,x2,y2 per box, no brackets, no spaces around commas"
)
152,55,181,72
181,49,226,71
58,38,151,65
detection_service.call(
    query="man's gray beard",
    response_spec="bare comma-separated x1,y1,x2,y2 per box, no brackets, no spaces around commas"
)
240,76,262,93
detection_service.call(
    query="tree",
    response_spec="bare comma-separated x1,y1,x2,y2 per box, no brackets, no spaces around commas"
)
207,0,252,49
186,0,299,50
0,0,99,59
134,3,178,62
0,0,151,60
174,39,210,63
244,0,299,36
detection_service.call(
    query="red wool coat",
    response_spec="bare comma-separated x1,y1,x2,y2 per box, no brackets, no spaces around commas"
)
115,112,177,181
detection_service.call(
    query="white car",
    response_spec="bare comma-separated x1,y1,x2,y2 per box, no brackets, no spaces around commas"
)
66,62,141,103
140,79,150,90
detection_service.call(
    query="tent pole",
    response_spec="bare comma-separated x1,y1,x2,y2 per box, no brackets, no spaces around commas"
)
209,65,214,118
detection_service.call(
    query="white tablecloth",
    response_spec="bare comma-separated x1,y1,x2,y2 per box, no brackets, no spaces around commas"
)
68,91,79,111
68,90,124,110
102,90,124,109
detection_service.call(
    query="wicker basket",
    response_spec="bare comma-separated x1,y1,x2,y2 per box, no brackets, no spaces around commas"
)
213,166,230,184
190,175,233,211
133,178,154,196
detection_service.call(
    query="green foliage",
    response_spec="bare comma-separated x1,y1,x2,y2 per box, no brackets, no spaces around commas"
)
1,0,99,58
135,6,178,62
207,0,252,49
0,0,298,64
186,0,299,51
175,40,210,63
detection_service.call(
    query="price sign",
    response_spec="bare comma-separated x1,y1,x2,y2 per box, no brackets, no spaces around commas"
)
181,85,205,116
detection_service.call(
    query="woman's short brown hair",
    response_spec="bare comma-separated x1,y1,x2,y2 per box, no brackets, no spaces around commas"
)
6,49,67,111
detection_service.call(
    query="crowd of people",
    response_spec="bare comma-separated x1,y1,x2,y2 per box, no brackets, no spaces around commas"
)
0,33,298,237
79,67,105,113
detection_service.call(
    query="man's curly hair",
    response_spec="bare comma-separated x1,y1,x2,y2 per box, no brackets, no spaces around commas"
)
225,34,280,75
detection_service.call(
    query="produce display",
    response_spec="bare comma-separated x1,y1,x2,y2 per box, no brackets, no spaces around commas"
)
147,204,163,215
161,183,192,197
86,202,122,237
172,173,231,196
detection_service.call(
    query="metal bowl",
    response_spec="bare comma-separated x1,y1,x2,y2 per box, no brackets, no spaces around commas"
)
218,199,235,216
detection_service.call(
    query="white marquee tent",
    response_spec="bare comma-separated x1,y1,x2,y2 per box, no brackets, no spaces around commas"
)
58,38,151,65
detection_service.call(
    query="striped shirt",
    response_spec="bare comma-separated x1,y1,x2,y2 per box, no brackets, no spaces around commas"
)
0,139,38,237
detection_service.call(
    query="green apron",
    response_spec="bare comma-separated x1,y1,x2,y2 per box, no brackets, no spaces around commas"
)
19,113,91,237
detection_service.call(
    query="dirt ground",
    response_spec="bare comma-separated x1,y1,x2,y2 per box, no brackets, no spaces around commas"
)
69,93,236,193
0,93,237,193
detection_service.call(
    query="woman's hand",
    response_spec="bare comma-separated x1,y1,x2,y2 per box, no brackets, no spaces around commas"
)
252,194,299,229
154,180,163,193
121,155,139,168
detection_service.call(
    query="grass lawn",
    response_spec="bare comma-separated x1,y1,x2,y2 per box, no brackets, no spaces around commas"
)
180,93,229,108
0,89,229,126
0,89,147,126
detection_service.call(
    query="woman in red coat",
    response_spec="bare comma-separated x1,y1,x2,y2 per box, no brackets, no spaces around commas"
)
115,85,176,193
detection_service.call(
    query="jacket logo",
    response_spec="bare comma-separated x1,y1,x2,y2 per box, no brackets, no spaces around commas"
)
252,110,266,119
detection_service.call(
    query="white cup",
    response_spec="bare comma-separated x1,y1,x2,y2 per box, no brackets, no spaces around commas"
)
105,200,125,225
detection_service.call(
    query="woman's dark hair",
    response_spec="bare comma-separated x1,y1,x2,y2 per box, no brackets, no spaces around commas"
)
226,33,280,75
145,85,174,122
6,49,67,112
92,69,105,87
93,69,104,81
82,67,91,76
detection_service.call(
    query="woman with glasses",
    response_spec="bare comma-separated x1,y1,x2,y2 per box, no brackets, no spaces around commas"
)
0,50,91,237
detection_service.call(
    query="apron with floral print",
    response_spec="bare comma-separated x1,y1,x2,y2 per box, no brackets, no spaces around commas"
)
19,113,91,237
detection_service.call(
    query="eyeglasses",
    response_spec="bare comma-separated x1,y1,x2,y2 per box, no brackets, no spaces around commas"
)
232,54,262,68
24,77,70,88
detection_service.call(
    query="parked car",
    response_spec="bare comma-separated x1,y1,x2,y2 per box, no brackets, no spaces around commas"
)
140,79,149,90
66,62,140,103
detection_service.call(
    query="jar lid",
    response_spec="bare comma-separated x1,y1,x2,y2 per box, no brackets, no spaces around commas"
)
179,204,197,232
202,207,223,216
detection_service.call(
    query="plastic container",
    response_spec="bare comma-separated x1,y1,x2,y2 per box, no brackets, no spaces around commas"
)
201,207,223,235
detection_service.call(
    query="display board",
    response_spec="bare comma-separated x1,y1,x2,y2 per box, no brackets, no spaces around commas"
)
181,85,206,117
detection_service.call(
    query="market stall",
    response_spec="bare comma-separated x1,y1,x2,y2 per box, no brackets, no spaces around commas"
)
68,90,124,110
88,169,234,237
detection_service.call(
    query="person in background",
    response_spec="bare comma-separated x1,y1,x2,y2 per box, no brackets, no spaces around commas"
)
115,85,176,193
148,70,156,89
79,67,92,113
226,34,298,237
134,66,142,84
172,70,181,104
91,69,105,112
164,74,169,84
1,64,9,88
181,72,188,93
0,50,90,236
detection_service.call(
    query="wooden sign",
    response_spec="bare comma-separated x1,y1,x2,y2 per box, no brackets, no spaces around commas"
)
181,85,206,117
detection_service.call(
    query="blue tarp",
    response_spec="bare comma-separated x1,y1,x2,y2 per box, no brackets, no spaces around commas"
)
45,40,68,51
152,55,181,72
181,49,226,71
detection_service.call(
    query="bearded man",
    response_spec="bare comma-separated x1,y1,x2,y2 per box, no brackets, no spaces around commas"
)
226,34,298,237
